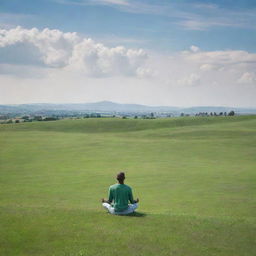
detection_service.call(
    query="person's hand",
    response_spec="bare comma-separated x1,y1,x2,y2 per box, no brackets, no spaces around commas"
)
135,198,139,203
101,198,105,203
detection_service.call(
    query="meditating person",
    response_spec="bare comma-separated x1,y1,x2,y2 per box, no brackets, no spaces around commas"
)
101,172,139,215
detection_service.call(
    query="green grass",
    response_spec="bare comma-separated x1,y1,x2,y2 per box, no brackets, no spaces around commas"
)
0,116,256,256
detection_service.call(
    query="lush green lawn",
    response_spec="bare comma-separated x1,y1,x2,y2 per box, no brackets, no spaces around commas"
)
0,116,256,256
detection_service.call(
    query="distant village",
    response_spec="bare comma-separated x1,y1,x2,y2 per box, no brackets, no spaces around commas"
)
0,110,236,124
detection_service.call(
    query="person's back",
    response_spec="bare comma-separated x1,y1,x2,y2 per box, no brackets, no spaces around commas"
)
109,183,134,212
101,172,139,215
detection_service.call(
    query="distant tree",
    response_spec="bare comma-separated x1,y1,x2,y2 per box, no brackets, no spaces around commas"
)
219,112,223,116
214,112,217,116
43,117,58,121
7,119,13,123
34,116,43,121
84,114,89,118
150,112,154,119
228,110,235,116
15,120,20,123
210,112,213,116
224,112,227,116
0,115,8,120
134,115,138,119
22,115,30,120
180,113,185,117
122,116,127,119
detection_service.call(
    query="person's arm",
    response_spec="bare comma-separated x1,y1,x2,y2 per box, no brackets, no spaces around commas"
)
101,198,111,203
101,187,113,203
128,188,139,204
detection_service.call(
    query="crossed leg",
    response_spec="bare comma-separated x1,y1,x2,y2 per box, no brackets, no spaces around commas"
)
102,203,138,215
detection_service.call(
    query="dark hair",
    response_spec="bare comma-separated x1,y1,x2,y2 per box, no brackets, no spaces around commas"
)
117,172,125,181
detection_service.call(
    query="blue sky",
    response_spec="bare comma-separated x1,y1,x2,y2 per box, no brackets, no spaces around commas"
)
1,0,256,52
0,0,256,106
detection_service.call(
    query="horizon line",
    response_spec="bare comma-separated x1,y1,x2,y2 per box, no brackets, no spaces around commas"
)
1,100,256,109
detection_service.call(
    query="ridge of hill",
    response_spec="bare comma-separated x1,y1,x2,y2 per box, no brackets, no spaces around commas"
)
1,115,255,134
1,101,256,114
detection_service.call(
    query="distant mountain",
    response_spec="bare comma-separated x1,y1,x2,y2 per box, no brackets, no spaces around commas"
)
0,101,180,114
0,101,256,115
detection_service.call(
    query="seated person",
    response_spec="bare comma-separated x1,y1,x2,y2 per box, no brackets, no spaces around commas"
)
102,172,139,215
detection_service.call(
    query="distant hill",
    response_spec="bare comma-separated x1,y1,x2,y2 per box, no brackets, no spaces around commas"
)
0,101,256,115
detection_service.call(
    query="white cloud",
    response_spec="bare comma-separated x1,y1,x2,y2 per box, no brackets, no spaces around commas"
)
199,64,219,71
56,0,129,7
1,29,256,107
136,67,156,78
0,26,148,77
177,73,200,86
176,18,246,31
152,48,256,90
182,49,256,70
238,72,256,84
68,39,147,77
190,45,200,53
0,26,79,67
56,0,165,15
93,0,129,6
1,28,256,87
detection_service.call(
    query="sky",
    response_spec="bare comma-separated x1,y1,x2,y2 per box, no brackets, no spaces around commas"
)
0,0,256,107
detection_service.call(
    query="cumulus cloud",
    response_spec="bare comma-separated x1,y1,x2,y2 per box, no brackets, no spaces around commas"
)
0,26,148,77
68,39,147,77
169,49,256,86
0,26,79,67
1,42,256,107
1,27,256,91
154,46,256,89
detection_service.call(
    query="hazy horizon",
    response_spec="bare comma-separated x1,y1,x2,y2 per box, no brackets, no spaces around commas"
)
2,100,256,110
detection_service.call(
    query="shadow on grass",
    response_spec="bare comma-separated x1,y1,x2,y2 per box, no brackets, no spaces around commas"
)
103,210,147,217
123,211,147,217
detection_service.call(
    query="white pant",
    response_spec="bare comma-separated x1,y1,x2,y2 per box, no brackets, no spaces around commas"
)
102,203,138,215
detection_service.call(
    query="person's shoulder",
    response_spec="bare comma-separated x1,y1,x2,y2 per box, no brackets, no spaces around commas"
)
109,184,118,189
124,184,132,190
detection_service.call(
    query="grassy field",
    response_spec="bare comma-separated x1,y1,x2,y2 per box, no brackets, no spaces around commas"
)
0,116,256,256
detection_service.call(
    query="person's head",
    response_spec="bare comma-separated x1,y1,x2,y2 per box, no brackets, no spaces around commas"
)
116,172,125,184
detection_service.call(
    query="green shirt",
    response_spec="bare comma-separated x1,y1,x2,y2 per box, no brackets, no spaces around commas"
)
108,184,134,212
